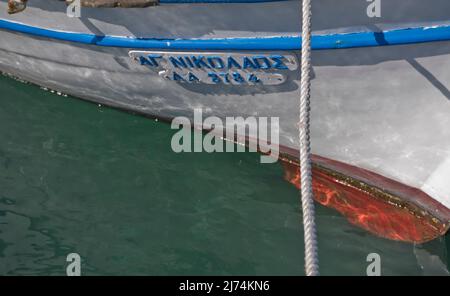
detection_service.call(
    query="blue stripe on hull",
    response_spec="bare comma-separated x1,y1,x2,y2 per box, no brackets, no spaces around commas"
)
1,19,450,50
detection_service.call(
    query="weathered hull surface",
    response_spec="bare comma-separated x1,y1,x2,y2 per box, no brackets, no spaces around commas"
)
1,0,450,242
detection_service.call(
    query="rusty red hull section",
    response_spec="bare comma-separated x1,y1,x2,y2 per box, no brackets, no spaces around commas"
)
281,156,450,243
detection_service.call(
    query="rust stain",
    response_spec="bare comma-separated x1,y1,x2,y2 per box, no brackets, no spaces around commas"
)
7,0,28,14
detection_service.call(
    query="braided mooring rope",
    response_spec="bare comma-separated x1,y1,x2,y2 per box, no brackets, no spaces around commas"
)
299,0,319,276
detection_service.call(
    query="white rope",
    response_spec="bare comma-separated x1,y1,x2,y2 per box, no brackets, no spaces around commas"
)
299,0,319,276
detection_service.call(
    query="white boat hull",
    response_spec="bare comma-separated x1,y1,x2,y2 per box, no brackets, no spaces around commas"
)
1,0,450,242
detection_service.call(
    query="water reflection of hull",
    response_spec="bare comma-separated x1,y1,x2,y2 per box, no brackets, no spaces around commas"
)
0,0,450,242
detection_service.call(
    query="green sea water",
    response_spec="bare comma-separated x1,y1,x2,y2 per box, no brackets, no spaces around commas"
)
0,74,448,276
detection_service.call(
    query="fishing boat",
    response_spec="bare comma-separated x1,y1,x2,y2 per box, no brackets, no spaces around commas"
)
0,0,449,243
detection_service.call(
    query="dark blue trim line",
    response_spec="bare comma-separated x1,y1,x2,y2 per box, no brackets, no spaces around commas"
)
1,19,450,50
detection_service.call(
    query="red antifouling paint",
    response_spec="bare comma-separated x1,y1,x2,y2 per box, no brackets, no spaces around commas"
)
281,159,450,243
